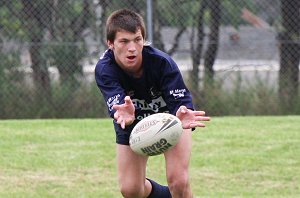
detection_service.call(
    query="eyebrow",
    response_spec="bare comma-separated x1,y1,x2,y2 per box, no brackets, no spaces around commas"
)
118,35,142,41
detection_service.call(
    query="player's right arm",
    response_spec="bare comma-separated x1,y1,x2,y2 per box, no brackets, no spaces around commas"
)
112,96,135,129
95,50,135,129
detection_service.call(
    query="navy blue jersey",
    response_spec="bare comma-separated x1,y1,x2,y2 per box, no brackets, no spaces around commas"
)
95,45,194,135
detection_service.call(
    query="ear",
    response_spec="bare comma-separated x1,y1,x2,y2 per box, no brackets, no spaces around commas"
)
107,40,114,50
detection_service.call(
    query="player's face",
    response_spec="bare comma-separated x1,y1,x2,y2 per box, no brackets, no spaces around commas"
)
108,29,144,77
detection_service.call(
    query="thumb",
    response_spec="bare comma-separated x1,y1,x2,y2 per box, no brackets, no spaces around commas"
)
124,96,132,105
179,106,187,113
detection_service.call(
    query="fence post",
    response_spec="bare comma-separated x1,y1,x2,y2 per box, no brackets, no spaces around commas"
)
146,0,153,44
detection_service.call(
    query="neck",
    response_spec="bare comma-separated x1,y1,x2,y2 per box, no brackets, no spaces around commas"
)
128,67,143,78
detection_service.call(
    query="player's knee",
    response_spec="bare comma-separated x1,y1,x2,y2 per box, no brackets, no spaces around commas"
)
167,172,189,193
119,183,144,198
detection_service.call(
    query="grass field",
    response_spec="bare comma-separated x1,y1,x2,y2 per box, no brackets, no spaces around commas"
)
0,116,299,198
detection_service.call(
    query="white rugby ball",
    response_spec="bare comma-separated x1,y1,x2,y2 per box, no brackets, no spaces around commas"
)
129,113,183,156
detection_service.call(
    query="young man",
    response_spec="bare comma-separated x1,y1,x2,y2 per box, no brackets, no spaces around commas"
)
95,9,210,198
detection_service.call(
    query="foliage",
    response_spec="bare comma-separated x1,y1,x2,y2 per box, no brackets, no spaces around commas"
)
189,73,300,116
0,51,22,118
157,0,200,27
221,0,257,29
50,83,107,118
0,82,106,119
0,1,24,39
0,0,298,118
1,72,300,118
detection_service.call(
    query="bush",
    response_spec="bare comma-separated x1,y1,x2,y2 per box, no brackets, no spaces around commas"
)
0,77,299,119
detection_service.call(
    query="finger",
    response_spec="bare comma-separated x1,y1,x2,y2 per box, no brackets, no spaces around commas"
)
193,111,206,116
112,104,120,111
117,116,123,125
124,96,132,105
114,111,119,120
190,122,206,128
195,116,210,121
202,116,210,121
121,120,125,129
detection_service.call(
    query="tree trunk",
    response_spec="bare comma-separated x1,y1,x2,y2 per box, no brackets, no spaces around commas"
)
22,1,52,115
278,0,300,112
203,0,221,90
152,0,165,50
190,0,207,93
167,27,186,55
98,0,110,46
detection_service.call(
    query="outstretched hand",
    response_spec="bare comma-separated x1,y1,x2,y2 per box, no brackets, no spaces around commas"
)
176,106,210,129
112,96,135,129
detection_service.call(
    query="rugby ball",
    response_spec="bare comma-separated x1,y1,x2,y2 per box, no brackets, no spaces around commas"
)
129,113,183,156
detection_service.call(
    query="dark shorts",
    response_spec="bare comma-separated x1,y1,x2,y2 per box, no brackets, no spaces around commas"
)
116,130,130,145
113,120,136,145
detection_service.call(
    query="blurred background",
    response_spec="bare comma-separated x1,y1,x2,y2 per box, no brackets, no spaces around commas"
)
0,0,299,119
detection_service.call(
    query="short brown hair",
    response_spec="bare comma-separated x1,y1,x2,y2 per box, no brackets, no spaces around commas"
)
106,9,146,42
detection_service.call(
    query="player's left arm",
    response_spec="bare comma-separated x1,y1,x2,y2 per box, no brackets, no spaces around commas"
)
176,106,210,129
158,56,210,128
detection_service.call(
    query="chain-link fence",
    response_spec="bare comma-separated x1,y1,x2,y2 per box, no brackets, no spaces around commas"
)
0,0,299,119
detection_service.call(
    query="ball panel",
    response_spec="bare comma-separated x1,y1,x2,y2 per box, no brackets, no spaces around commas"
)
129,113,183,156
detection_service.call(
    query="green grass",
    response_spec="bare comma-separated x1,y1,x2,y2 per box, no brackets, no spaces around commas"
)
0,117,300,198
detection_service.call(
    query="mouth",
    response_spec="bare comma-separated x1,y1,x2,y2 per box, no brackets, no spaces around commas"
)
127,55,136,61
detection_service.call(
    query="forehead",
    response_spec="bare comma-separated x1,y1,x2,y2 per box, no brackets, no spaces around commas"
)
115,29,142,40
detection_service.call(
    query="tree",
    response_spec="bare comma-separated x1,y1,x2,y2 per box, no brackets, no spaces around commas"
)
203,0,221,91
0,1,23,117
278,0,300,112
21,0,52,111
152,0,165,50
97,0,110,47
49,0,92,86
190,0,206,94
190,0,221,107
153,0,187,55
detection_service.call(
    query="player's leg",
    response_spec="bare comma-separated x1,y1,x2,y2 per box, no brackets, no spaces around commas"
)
117,144,151,197
164,129,193,198
146,178,172,198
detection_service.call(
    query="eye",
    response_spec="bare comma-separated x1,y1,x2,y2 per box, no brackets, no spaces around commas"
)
135,37,142,42
120,39,128,44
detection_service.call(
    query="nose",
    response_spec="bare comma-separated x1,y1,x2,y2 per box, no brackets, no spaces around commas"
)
128,41,136,52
